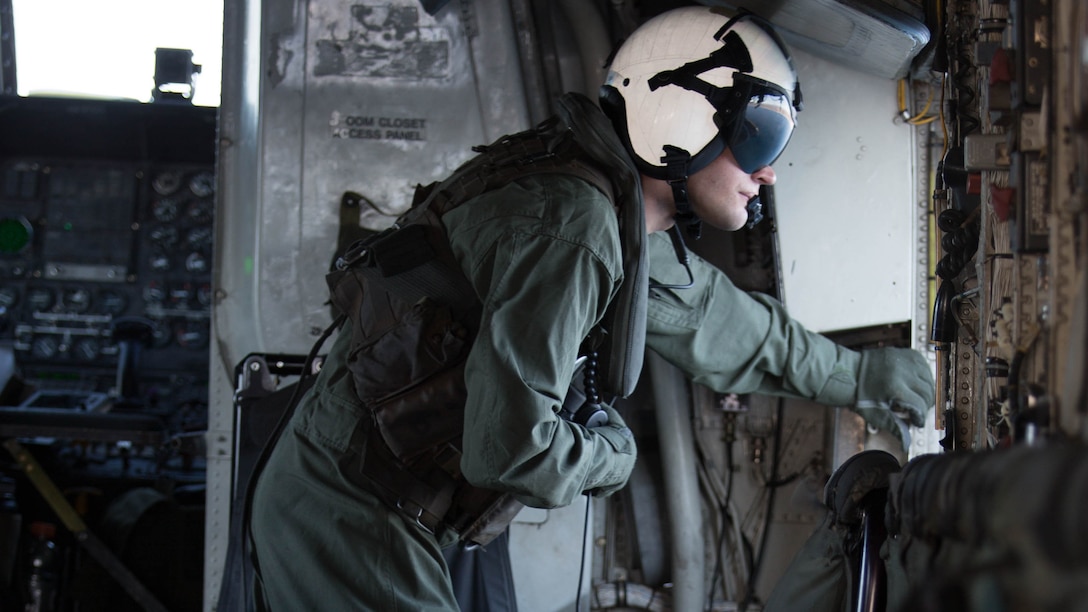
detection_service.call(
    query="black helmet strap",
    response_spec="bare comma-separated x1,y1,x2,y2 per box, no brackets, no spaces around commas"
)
648,29,754,96
662,145,702,240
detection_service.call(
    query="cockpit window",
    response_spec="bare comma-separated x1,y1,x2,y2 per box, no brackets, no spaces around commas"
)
10,0,223,106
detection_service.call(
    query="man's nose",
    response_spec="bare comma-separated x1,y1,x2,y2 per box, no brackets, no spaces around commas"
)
752,165,776,185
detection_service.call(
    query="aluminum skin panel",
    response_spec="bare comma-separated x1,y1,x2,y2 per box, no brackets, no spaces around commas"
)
773,49,919,335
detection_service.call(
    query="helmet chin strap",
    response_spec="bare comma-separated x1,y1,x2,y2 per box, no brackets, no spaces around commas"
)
662,145,703,240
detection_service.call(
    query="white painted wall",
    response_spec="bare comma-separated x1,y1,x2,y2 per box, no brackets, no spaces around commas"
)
773,50,919,333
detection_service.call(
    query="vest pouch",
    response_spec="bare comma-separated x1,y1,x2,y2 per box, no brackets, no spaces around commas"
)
344,285,471,462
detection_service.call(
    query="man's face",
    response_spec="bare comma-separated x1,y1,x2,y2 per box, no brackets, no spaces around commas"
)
686,148,777,231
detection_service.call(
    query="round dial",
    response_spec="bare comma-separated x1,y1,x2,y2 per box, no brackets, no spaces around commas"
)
0,287,18,309
26,287,54,312
151,198,180,223
186,201,213,225
149,253,171,273
189,171,215,198
168,283,193,308
61,288,92,313
149,224,179,247
143,282,166,304
175,320,209,349
73,337,101,362
152,171,183,195
98,290,127,316
184,252,208,274
151,321,173,349
186,226,212,249
30,336,59,360
196,284,213,307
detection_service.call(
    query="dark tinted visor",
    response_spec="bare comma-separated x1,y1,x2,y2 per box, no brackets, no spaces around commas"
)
728,91,796,174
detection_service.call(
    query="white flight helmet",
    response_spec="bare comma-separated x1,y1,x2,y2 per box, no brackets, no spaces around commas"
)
600,6,802,205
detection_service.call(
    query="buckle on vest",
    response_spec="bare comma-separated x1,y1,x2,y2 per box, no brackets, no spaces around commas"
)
395,499,435,535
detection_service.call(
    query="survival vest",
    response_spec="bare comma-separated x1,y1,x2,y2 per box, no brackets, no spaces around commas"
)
325,92,648,547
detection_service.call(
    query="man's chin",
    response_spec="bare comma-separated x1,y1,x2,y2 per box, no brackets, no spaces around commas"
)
692,203,749,232
716,214,749,232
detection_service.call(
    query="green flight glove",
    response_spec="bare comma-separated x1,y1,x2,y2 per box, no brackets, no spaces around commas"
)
853,347,935,450
588,404,637,497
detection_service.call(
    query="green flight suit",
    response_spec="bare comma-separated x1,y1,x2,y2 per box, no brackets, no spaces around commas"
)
251,173,635,611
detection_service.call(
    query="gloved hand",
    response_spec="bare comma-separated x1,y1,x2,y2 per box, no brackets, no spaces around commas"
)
588,404,637,497
853,347,935,451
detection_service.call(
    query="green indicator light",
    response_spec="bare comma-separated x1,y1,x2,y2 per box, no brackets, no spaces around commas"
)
0,217,31,254
64,222,74,231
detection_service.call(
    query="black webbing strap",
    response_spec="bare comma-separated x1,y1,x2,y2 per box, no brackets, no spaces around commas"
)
356,429,461,536
354,425,518,547
661,144,702,240
426,126,616,219
647,29,754,95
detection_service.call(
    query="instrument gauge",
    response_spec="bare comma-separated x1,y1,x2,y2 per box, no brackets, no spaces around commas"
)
61,287,92,313
186,201,213,224
152,198,180,223
152,170,183,195
175,319,209,349
189,171,216,198
98,290,128,316
0,287,18,309
149,224,179,247
26,287,54,312
30,336,59,360
73,337,101,362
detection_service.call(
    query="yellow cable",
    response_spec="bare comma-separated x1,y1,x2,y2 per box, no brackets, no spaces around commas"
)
907,83,937,124
898,78,938,125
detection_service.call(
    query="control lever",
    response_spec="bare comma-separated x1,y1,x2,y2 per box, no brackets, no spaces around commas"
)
110,317,156,408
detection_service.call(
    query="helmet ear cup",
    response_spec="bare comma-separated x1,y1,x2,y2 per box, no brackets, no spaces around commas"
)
598,85,623,126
